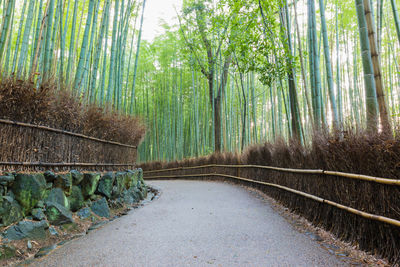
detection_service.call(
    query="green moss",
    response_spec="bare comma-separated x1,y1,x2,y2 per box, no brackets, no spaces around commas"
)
12,174,46,214
81,173,101,198
68,186,84,212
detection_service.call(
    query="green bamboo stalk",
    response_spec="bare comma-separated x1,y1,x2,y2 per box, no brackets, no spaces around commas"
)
59,0,71,84
99,4,111,105
49,0,62,77
29,0,43,74
124,1,141,107
11,0,28,75
107,0,119,104
0,0,14,64
319,0,339,131
17,0,35,78
308,0,322,129
355,0,379,132
363,0,391,133
42,0,56,81
3,5,14,77
90,0,111,104
130,0,146,113
66,0,79,85
74,0,95,92
83,0,100,96
390,0,400,45
335,0,343,125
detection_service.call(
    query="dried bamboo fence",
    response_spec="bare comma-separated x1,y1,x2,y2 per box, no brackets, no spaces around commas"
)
142,163,400,263
0,119,137,172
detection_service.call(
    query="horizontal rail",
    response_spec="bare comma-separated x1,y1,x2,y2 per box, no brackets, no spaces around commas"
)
0,118,137,149
143,164,400,185
144,173,400,228
0,161,135,167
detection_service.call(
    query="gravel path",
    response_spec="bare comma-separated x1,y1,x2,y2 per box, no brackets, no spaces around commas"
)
30,180,347,267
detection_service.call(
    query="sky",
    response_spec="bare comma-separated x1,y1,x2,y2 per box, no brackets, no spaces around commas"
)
141,0,183,42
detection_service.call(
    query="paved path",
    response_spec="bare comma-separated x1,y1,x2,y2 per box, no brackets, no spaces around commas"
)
31,180,347,267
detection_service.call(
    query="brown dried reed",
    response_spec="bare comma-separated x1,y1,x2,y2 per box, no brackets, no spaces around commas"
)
0,78,145,145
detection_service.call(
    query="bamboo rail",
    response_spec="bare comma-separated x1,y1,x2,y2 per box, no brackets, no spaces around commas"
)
143,164,400,185
0,162,136,167
0,118,137,149
144,173,400,228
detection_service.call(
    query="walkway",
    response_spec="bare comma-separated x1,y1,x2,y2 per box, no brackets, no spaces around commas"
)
30,180,346,266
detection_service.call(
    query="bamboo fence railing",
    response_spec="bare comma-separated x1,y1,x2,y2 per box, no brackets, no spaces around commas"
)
143,164,400,185
143,165,400,228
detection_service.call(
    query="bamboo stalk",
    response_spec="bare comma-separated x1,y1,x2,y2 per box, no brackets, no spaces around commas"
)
143,172,400,228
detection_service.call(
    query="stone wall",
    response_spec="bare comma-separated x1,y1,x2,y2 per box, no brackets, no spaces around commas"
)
0,169,147,261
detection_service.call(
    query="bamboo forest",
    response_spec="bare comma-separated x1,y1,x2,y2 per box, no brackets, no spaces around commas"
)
3,0,400,265
0,0,400,162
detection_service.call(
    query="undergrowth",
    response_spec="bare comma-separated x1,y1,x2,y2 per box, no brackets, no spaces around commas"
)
0,78,145,146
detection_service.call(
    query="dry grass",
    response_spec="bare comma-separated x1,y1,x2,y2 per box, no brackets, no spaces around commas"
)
0,78,145,146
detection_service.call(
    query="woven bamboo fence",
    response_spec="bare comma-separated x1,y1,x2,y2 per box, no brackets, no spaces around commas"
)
0,119,137,172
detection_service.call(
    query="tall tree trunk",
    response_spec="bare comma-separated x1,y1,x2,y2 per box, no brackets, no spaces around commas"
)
43,0,56,81
308,0,322,130
355,0,379,132
293,0,313,127
319,0,340,131
130,0,147,113
280,1,303,143
107,0,120,104
17,0,35,78
213,55,231,152
74,0,95,92
364,0,391,134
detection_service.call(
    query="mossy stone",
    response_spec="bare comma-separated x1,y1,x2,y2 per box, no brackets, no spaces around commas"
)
0,196,23,226
2,220,48,240
45,188,69,210
137,168,144,182
90,198,110,218
77,207,91,219
112,172,126,199
0,175,14,186
97,172,115,199
11,174,46,214
45,202,74,225
81,173,101,198
121,188,140,205
68,185,84,212
126,170,139,189
31,208,46,221
43,171,56,183
70,170,84,185
141,184,148,199
54,174,73,196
